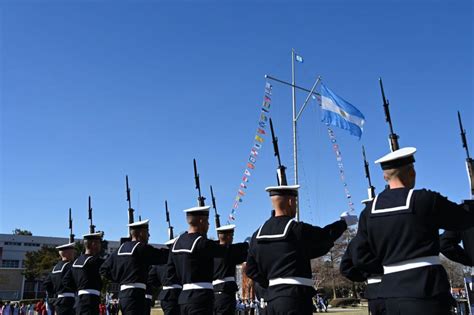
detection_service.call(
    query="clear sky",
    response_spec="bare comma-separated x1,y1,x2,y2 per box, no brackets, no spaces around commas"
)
1,0,472,244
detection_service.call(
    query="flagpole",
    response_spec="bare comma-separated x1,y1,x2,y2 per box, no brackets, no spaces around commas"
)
291,48,300,221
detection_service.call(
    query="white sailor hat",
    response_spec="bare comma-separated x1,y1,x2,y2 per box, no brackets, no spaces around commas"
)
265,185,300,196
216,224,236,233
127,219,150,228
83,232,104,240
361,198,374,204
183,206,210,216
55,242,75,250
374,147,416,170
164,236,179,246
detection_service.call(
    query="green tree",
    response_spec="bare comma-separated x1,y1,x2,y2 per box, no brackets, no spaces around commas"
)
23,246,59,280
13,228,33,235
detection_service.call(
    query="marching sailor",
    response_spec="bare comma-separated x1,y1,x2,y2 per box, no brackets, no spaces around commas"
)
167,206,227,315
340,200,385,315
147,237,182,315
212,224,249,315
63,232,105,315
245,182,355,314
351,147,474,315
100,219,168,315
43,242,77,315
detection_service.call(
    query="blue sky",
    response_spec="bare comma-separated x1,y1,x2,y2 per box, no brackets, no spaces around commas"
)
1,0,472,244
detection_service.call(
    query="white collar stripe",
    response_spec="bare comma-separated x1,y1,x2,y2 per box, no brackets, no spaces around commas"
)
52,262,70,274
172,235,202,253
118,242,141,256
73,256,93,268
256,218,296,239
371,189,414,214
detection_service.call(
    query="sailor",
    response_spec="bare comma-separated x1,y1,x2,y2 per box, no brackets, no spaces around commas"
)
43,242,76,315
440,227,474,308
351,147,474,315
340,199,385,315
147,237,182,315
100,219,168,315
212,224,249,315
63,232,105,315
167,206,227,315
245,182,356,315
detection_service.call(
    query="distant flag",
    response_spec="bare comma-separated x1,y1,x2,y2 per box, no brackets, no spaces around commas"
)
320,83,365,138
295,53,304,63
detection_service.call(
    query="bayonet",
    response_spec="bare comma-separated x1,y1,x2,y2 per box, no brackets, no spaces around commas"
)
210,185,221,228
68,208,75,243
457,111,474,199
165,200,174,240
379,78,400,152
362,146,376,200
193,159,206,206
88,196,95,234
269,118,287,185
125,175,134,225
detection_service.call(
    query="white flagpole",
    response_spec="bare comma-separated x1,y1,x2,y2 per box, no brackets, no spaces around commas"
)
291,48,300,221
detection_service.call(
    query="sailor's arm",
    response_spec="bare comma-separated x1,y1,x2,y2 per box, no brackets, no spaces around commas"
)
440,230,472,266
231,242,250,264
43,273,54,297
245,235,268,287
142,245,169,265
432,192,474,230
340,238,368,282
99,254,114,281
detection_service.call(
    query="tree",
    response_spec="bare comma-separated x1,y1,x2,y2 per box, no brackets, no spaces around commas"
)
441,255,466,288
23,246,59,280
13,228,32,235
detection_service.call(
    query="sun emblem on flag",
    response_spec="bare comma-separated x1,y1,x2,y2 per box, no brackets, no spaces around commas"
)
339,109,348,119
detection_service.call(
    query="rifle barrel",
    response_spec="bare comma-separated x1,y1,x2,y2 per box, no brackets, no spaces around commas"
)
458,111,471,159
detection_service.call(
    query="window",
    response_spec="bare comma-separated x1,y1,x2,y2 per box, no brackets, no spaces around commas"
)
23,243,40,247
4,241,21,246
2,259,20,268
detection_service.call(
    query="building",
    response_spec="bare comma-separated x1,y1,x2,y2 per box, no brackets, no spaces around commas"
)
0,233,150,300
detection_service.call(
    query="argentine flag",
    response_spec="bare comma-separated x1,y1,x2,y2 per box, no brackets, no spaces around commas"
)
320,83,365,138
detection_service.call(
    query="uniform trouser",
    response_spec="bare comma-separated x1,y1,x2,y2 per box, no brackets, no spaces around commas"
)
76,295,100,315
144,297,153,315
55,297,75,315
266,297,313,315
180,303,213,315
213,292,236,315
385,297,452,315
119,296,146,315
161,300,180,315
368,298,386,315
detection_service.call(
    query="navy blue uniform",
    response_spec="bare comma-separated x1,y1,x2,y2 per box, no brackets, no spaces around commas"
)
352,188,474,315
246,216,347,315
100,241,168,315
213,242,248,315
43,260,75,315
167,232,226,315
340,237,385,315
63,254,104,315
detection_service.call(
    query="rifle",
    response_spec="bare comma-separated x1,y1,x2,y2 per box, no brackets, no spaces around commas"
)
165,200,174,240
362,146,376,200
68,208,75,243
88,196,96,234
379,78,400,152
193,159,206,206
269,118,287,185
126,175,135,225
457,111,474,199
210,185,221,228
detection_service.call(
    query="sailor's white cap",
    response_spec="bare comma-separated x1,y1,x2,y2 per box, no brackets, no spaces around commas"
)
164,236,179,246
361,198,374,204
56,242,75,250
265,185,300,196
375,147,416,170
183,206,210,215
127,219,150,228
83,232,104,240
216,224,236,233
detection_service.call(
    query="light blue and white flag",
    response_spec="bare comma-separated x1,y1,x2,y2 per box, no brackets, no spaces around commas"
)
295,54,304,63
320,83,365,138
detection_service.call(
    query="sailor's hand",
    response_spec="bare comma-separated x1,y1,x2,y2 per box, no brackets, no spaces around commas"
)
340,211,358,226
